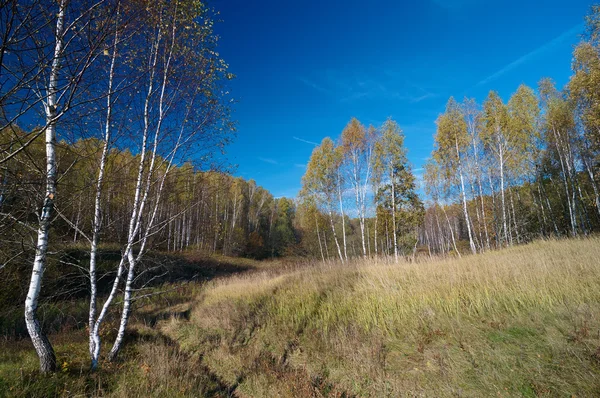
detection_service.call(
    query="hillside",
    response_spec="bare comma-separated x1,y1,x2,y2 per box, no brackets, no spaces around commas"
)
2,238,600,396
162,238,600,397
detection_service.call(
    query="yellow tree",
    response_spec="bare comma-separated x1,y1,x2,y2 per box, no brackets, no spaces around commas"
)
433,97,476,254
569,13,600,217
373,119,423,261
539,79,580,236
507,84,540,242
301,137,345,263
481,91,511,245
340,118,374,259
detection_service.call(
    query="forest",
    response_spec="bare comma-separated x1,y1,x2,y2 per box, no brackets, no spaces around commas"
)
1,0,600,396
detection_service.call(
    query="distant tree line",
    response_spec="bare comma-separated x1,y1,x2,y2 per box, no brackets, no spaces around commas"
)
420,8,600,255
296,118,423,263
292,6,600,261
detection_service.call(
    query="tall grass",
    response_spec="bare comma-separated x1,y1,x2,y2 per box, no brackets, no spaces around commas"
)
2,240,599,396
167,237,600,397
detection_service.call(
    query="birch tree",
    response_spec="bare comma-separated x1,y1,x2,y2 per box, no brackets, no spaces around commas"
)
481,91,511,245
433,97,477,254
570,34,600,218
373,118,422,261
340,118,373,258
301,137,345,263
13,0,112,373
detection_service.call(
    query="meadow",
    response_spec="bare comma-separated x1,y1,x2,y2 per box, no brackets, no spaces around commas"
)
2,237,600,397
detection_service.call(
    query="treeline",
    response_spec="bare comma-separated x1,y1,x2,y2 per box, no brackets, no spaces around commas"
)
0,130,297,260
421,9,600,255
296,118,423,263
293,6,600,261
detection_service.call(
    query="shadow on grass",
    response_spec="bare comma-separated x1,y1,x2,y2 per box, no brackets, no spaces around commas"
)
0,249,256,339
0,249,258,397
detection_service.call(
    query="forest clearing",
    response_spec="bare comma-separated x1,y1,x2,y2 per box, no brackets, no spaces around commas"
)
2,237,600,396
2,0,600,396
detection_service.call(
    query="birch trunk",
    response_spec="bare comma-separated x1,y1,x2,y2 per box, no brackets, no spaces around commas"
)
456,138,476,254
89,13,119,369
94,24,163,364
373,211,378,256
390,162,398,263
315,215,325,263
328,209,344,263
337,174,348,261
498,136,509,246
109,25,202,359
583,156,600,218
25,0,67,373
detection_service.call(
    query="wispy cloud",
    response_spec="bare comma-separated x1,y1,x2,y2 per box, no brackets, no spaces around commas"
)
431,0,479,10
300,71,438,104
294,163,307,169
293,136,319,146
257,157,278,165
476,23,583,87
410,93,437,103
298,77,332,95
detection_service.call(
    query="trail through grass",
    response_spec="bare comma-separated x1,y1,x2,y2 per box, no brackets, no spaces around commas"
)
2,239,600,396
164,238,600,397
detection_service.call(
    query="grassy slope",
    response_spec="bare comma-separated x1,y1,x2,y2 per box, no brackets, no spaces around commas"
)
1,240,600,397
163,238,600,397
0,253,281,397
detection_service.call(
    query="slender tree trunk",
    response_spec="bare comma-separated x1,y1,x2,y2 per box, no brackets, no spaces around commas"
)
583,156,600,219
328,209,344,263
441,206,460,258
509,188,520,243
390,164,398,263
374,210,378,256
498,138,508,246
315,215,325,263
100,25,163,363
366,220,371,257
471,126,490,250
25,0,67,373
456,138,476,254
73,195,82,242
337,174,348,261
89,15,119,369
552,126,577,235
323,229,330,258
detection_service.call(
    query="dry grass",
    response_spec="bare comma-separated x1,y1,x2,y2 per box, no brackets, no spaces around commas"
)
2,240,600,397
166,237,600,397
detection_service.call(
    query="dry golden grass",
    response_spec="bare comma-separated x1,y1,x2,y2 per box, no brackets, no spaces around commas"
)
2,240,600,397
166,237,600,397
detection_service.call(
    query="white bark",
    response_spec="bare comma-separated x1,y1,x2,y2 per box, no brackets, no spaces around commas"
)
390,161,398,263
328,208,344,263
89,13,119,369
315,215,325,263
25,0,67,373
92,24,163,364
456,138,476,254
498,135,509,245
337,171,348,261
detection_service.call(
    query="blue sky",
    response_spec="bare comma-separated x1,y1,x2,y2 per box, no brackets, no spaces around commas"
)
212,0,593,198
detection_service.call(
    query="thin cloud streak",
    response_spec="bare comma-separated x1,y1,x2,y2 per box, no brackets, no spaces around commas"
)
431,0,478,10
302,72,438,104
257,157,278,165
293,136,319,146
476,23,583,87
298,77,332,95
